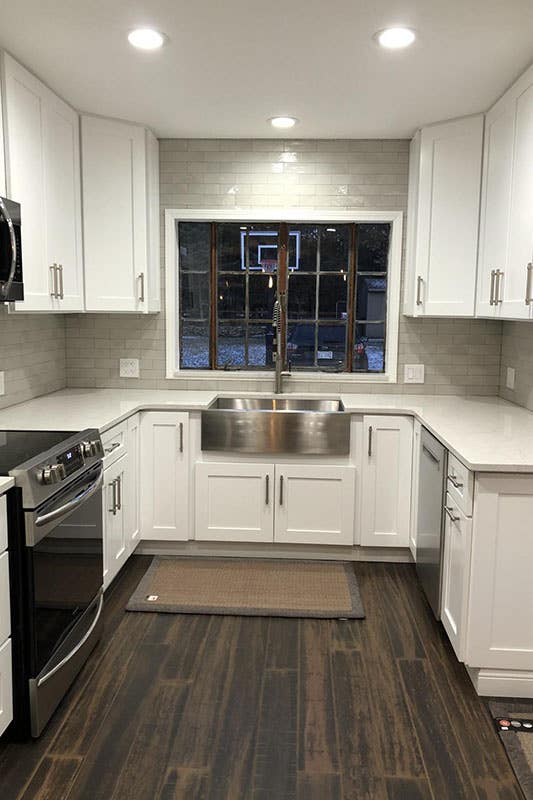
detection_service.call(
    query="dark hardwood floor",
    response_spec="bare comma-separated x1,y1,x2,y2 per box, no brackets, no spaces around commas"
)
0,556,523,800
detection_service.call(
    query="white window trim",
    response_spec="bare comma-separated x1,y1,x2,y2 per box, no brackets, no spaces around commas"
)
165,208,403,383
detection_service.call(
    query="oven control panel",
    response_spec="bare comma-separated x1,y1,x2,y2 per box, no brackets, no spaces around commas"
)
37,439,102,485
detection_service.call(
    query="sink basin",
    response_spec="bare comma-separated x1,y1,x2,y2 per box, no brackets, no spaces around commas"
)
202,396,349,455
209,397,344,412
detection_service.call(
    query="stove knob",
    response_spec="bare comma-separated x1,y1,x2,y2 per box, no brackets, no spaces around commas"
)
82,440,102,457
39,464,65,484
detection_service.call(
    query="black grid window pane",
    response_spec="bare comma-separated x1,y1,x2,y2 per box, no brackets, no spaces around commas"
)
353,223,390,374
320,225,351,271
178,223,212,370
178,223,210,272
357,223,391,272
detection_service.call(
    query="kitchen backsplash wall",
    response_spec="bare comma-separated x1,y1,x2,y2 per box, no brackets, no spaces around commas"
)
499,321,533,409
0,307,66,409
65,138,502,396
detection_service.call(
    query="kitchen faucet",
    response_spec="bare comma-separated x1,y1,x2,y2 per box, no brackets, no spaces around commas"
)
273,298,291,394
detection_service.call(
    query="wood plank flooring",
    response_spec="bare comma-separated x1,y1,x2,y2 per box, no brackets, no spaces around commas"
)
0,557,523,800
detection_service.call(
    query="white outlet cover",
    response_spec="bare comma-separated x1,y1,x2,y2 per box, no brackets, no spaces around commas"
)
404,364,425,384
119,358,139,378
0,371,4,396
506,366,516,390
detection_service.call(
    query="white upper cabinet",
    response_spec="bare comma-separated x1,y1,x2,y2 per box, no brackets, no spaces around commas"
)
2,53,83,311
404,115,484,317
81,115,160,313
477,63,533,319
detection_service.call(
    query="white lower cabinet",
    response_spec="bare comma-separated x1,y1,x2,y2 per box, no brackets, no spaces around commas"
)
274,465,355,545
195,462,355,545
140,412,189,541
103,455,128,590
0,638,13,737
360,415,413,547
465,474,533,670
441,494,472,661
195,463,274,543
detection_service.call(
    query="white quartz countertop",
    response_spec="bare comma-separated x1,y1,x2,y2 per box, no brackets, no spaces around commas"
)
0,476,14,494
0,388,532,472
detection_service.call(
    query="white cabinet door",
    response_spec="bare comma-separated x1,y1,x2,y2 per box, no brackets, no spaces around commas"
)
126,414,141,553
43,93,84,311
195,462,274,543
82,116,159,313
103,455,128,590
0,638,13,737
404,115,483,317
3,53,83,312
0,552,10,645
477,64,533,320
466,474,533,670
140,412,189,541
441,495,472,661
3,54,52,311
360,416,413,547
274,465,355,545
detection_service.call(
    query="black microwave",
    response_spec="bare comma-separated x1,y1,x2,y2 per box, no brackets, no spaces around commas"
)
0,197,23,302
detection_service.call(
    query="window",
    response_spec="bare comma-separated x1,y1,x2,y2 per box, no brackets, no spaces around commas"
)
169,211,402,381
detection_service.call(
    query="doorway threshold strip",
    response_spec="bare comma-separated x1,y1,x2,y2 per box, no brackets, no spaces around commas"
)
126,556,365,619
490,700,533,800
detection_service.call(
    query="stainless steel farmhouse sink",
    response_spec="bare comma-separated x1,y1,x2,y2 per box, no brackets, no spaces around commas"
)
201,397,349,455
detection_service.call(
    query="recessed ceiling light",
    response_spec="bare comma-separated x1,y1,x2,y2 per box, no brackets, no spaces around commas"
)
128,28,166,50
375,27,416,49
269,116,298,129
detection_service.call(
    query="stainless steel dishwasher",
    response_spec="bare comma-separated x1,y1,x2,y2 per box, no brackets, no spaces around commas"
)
415,427,447,618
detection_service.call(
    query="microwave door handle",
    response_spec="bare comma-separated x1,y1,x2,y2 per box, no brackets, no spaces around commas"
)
34,468,104,529
0,197,17,301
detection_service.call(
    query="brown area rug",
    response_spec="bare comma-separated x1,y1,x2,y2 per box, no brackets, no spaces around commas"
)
126,556,365,619
489,700,533,800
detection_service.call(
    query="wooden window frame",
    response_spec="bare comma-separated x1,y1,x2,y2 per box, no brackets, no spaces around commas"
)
166,209,403,384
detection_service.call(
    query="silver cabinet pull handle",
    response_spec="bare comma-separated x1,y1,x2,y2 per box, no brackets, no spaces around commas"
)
279,475,284,506
265,474,269,505
50,264,58,298
138,272,145,303
179,422,184,453
526,263,533,306
449,473,464,490
104,441,121,454
489,269,495,305
110,479,118,515
494,269,503,306
116,475,122,511
58,264,64,299
444,505,460,523
416,275,423,306
368,425,373,457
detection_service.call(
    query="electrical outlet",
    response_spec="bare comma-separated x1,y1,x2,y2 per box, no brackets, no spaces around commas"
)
506,366,516,390
404,364,425,384
119,358,139,378
0,372,4,395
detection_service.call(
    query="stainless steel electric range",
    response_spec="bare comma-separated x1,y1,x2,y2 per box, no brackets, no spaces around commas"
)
0,429,104,738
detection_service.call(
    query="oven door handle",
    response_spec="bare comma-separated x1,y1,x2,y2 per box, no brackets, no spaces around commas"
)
0,197,17,301
37,592,104,687
35,467,104,528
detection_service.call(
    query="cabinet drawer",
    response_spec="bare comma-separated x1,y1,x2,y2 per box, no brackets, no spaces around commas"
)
0,495,7,553
447,453,473,517
0,638,13,737
101,421,128,468
0,552,10,644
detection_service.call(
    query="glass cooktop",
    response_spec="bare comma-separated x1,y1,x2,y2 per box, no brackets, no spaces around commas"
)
0,430,76,475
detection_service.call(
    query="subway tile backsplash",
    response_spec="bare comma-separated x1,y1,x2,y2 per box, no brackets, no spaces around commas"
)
499,321,533,410
65,138,502,396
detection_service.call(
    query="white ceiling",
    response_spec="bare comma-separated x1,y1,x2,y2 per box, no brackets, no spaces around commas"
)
1,0,532,139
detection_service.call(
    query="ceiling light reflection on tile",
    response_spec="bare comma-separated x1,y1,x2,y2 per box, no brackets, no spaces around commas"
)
279,152,297,163
272,163,284,174
227,185,239,195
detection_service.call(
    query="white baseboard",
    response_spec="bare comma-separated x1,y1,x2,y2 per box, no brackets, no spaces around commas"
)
136,540,413,563
467,666,533,698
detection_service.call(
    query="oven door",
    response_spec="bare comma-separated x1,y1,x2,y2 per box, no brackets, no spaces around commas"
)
24,463,104,734
0,197,23,302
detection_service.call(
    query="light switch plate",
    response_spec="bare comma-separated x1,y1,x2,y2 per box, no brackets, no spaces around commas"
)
0,371,4,396
119,358,139,378
404,364,425,384
506,366,516,390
